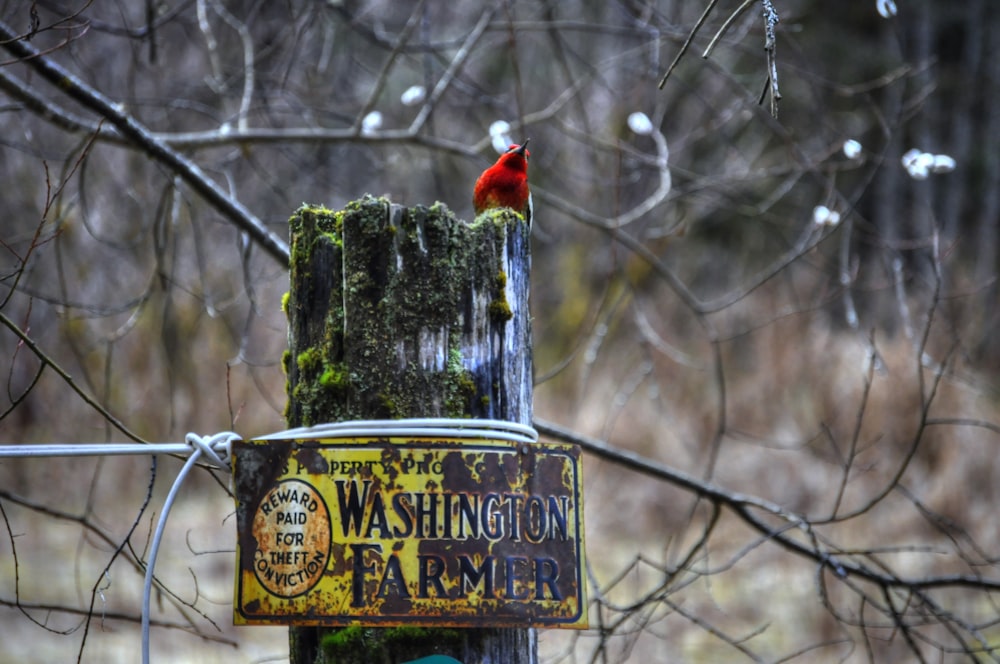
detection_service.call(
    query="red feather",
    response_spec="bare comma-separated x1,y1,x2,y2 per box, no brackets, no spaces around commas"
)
473,140,532,225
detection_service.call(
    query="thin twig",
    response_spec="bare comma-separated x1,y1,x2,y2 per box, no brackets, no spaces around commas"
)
0,311,145,442
0,20,290,266
702,0,754,59
658,0,720,89
760,0,781,117
535,418,1000,593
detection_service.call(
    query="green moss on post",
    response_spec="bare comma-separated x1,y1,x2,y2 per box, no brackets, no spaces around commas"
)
320,626,464,662
285,196,534,664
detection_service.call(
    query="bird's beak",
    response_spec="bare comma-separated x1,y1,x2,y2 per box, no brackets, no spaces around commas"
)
513,139,530,155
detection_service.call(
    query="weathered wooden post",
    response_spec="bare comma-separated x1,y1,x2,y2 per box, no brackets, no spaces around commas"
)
281,196,536,663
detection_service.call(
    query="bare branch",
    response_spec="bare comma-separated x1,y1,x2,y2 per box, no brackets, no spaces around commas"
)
0,19,289,266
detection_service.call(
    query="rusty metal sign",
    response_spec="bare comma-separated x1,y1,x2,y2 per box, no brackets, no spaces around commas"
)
232,435,586,628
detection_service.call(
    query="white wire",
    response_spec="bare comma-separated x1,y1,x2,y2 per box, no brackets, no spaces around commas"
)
0,442,196,458
0,419,537,458
141,431,237,664
258,417,538,444
0,418,536,663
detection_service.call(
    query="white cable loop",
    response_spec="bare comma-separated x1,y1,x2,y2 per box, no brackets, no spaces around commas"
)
0,435,240,460
0,420,535,458
0,433,241,664
141,431,238,664
185,430,236,468
256,417,537,444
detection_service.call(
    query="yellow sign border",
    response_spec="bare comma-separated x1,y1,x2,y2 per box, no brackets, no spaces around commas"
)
233,436,587,628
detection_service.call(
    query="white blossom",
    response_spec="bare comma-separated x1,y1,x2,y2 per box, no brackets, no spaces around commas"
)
842,139,862,159
489,120,511,138
930,154,956,174
812,205,840,227
907,163,929,180
361,111,383,135
627,112,654,136
902,148,932,180
876,0,897,19
812,205,830,226
912,152,933,179
902,148,956,178
400,85,426,106
489,120,513,154
901,148,922,168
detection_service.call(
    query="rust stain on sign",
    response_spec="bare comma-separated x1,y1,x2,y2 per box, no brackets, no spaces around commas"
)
233,436,587,628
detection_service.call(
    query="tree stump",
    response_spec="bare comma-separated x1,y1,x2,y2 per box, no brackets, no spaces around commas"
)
284,196,535,663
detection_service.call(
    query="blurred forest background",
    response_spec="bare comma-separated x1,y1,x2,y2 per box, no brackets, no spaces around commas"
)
2,0,1000,662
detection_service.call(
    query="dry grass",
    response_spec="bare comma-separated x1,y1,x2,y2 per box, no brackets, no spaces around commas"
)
534,267,1000,662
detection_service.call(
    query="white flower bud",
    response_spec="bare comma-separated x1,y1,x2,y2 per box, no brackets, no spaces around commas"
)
489,120,511,138
627,111,654,136
813,205,831,226
930,154,956,174
907,152,933,180
876,0,897,18
400,85,426,106
842,139,862,159
361,111,383,135
901,148,922,168
489,120,513,154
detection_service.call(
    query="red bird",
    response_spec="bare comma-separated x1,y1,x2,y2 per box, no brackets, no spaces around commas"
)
473,139,532,226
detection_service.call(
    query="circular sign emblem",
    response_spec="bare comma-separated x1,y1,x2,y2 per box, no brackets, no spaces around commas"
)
251,479,331,598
